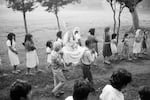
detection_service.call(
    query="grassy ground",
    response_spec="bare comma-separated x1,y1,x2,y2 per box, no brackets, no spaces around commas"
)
0,7,150,100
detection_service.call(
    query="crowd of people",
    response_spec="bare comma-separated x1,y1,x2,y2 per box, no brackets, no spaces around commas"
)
9,69,150,100
5,26,149,100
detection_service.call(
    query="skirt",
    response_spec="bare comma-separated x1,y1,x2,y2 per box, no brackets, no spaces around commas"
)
103,43,112,57
26,50,39,68
133,42,142,54
111,43,117,54
8,50,20,66
142,40,147,49
47,54,51,64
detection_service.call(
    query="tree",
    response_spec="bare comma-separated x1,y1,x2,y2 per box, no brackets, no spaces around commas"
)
116,0,143,30
6,0,37,34
38,0,80,31
107,0,117,33
116,0,125,44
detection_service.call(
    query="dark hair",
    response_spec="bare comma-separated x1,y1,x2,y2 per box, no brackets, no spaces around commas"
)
56,31,62,39
10,80,32,100
73,80,91,100
89,28,95,36
7,33,16,46
139,86,150,100
112,33,117,39
110,68,132,91
104,27,110,33
85,39,92,48
46,40,53,48
122,33,129,42
24,34,33,43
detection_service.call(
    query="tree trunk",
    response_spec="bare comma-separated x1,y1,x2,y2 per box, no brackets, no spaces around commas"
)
23,11,28,34
117,11,121,44
117,5,124,45
130,7,140,30
55,14,61,31
113,10,116,33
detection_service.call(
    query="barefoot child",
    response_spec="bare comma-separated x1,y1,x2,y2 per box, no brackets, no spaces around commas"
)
6,33,20,74
80,39,97,90
133,29,143,59
51,41,66,97
103,27,112,64
111,33,118,60
23,34,39,75
46,40,53,68
99,68,132,100
122,33,131,60
142,31,148,54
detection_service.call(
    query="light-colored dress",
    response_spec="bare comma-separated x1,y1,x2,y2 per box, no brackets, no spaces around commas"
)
122,38,129,56
46,47,52,64
133,30,142,54
25,41,39,68
111,38,117,54
99,84,124,100
6,40,20,66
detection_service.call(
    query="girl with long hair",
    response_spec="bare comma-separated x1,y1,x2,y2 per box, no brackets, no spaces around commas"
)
6,33,20,74
23,34,39,75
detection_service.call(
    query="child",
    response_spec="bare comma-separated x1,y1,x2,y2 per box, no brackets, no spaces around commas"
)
10,79,32,100
73,27,82,46
103,27,112,64
23,34,39,75
138,86,150,100
99,68,132,100
51,41,66,97
111,33,118,60
133,29,143,59
142,31,148,54
46,40,53,66
65,80,91,100
56,31,63,47
80,39,97,90
88,28,98,54
122,33,131,60
6,33,20,74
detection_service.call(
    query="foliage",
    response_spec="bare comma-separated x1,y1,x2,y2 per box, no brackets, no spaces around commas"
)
38,0,80,14
7,0,38,12
116,0,143,12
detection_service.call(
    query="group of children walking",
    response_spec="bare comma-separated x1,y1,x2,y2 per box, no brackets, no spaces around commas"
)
103,27,149,64
6,26,149,98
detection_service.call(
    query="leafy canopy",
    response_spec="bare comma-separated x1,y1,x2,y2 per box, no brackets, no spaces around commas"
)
37,0,80,14
116,0,143,12
7,0,37,12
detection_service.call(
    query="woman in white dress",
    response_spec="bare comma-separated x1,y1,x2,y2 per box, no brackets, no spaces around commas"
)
6,33,20,74
23,34,39,75
133,29,143,59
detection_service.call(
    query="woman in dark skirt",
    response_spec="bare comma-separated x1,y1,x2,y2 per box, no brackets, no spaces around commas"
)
142,31,148,54
103,27,112,64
